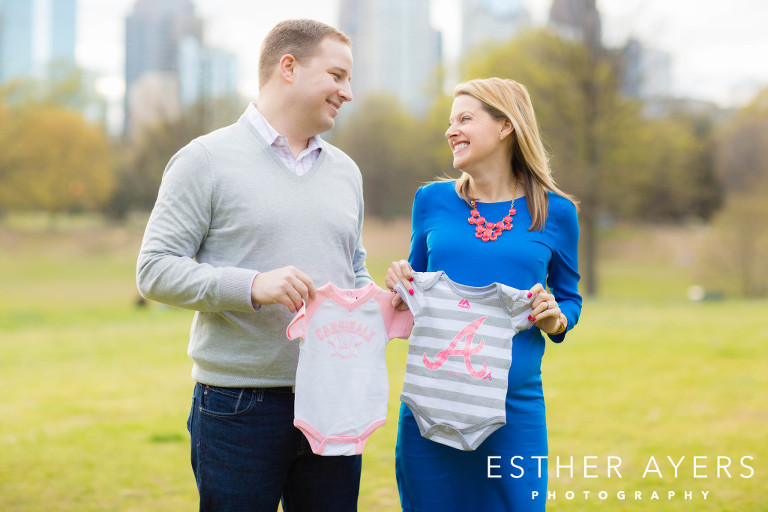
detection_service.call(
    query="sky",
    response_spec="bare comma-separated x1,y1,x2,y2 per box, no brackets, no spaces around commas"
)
77,0,768,110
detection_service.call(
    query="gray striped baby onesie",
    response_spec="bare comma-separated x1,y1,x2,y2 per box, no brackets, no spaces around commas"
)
395,271,534,450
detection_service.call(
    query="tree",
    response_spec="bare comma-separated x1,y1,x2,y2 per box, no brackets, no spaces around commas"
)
696,188,768,297
104,97,243,219
677,111,722,220
697,88,768,297
716,88,768,194
0,102,15,217
1,63,107,124
604,112,722,222
333,94,440,219
0,104,114,218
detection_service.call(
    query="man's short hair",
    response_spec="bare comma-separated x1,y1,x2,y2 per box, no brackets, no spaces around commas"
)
259,19,351,88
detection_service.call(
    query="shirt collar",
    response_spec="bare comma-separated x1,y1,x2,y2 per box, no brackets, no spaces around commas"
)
246,102,323,152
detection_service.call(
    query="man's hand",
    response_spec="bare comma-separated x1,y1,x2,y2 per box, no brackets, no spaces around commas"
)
251,266,316,313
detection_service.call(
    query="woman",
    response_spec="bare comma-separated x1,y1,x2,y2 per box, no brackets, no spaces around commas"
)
386,77,582,511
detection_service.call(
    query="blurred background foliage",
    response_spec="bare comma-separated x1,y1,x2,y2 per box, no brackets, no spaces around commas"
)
1,30,766,298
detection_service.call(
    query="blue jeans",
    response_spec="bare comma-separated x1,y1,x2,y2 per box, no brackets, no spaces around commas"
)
188,383,362,511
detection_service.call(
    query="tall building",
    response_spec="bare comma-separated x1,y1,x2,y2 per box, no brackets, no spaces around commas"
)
548,0,602,51
178,35,239,107
621,38,672,100
339,0,441,115
460,0,531,56
124,0,239,138
0,0,77,84
123,0,201,136
50,0,76,66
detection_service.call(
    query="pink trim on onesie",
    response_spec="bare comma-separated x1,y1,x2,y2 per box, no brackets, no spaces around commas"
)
286,282,379,340
374,291,415,340
325,281,378,311
294,418,387,455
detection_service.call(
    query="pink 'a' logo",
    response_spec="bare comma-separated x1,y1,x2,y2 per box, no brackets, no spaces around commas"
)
423,316,488,379
458,299,471,309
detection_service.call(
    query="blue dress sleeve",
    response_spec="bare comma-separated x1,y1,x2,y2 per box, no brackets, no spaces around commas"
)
408,186,428,272
546,198,582,343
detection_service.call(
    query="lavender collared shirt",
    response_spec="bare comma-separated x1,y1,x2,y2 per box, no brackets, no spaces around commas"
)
244,102,323,177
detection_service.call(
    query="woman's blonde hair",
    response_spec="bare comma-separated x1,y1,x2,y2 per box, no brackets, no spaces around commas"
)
453,77,578,230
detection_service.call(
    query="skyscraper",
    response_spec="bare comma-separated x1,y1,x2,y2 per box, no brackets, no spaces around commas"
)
50,0,76,65
0,0,77,84
123,0,239,138
339,0,441,115
548,0,603,51
621,38,672,100
178,35,239,107
460,0,531,56
123,0,201,135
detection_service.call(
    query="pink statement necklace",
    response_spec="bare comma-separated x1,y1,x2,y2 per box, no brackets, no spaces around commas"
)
468,178,517,242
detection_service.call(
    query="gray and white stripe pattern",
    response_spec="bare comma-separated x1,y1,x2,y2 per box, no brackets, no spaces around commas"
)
396,272,533,450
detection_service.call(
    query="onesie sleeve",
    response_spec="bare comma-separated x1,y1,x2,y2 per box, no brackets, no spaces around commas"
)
394,272,425,316
389,308,415,340
499,285,535,334
286,302,308,340
377,291,415,340
408,186,428,272
546,198,582,343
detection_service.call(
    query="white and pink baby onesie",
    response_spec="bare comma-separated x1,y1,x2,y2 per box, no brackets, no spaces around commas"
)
286,282,414,456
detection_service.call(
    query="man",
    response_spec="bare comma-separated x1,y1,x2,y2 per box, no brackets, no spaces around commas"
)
137,19,371,511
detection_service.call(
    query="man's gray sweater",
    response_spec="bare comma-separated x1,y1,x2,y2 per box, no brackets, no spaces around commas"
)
137,112,372,387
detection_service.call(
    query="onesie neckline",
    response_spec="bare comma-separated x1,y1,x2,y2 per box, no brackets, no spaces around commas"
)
323,282,379,311
427,271,501,300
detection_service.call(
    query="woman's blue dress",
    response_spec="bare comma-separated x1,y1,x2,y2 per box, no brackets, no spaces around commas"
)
396,181,582,511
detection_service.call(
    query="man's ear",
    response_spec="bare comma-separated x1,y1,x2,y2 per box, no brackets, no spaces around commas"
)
278,54,297,83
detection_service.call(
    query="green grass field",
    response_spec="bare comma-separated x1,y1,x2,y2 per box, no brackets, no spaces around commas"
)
1,219,765,511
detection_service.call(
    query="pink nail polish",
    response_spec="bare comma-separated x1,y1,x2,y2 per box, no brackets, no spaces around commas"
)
531,316,536,321
409,289,414,295
527,315,532,321
409,277,414,282
527,292,532,298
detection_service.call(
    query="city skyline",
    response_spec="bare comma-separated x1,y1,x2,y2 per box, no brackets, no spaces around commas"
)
0,0,77,83
339,0,441,114
72,0,768,110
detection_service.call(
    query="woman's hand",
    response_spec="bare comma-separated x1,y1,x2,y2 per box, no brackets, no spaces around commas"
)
385,259,414,311
527,283,564,334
